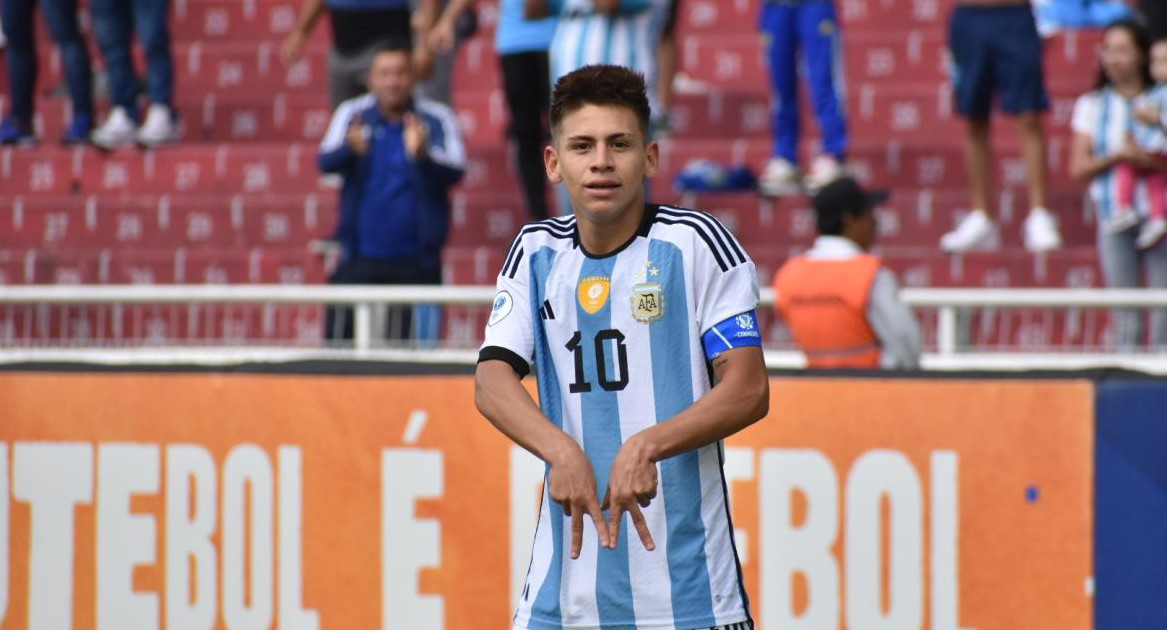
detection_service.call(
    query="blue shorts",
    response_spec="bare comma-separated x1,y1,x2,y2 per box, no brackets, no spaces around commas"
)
948,4,1049,119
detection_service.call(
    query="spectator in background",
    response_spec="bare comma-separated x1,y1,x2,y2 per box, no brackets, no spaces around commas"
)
526,0,672,132
655,0,679,136
1070,20,1167,350
774,177,922,369
939,0,1062,254
318,41,465,341
1109,36,1167,250
89,0,178,148
281,0,416,108
0,0,94,144
428,0,555,219
757,0,848,196
412,0,477,107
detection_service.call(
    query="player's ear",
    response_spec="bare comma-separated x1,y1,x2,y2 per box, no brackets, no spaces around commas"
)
545,144,564,184
643,140,659,179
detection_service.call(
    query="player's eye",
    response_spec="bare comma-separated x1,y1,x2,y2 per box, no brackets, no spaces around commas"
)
570,143,590,151
612,140,630,149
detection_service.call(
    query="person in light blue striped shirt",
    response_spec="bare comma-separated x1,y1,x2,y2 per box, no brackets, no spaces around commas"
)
527,0,672,129
476,65,767,630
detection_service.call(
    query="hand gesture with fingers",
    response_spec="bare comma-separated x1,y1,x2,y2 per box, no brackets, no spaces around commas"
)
602,435,658,552
548,442,610,559
346,119,370,156
404,113,430,161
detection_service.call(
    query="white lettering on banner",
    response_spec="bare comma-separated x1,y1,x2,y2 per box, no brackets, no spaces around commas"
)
6,441,316,628
723,448,755,565
97,443,161,630
761,449,840,630
845,450,923,630
166,444,219,630
383,449,444,629
279,446,321,630
0,444,8,625
510,446,543,608
932,451,960,630
13,442,94,630
760,448,963,629
223,445,275,630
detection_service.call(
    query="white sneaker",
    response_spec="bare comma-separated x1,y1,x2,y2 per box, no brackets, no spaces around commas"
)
1104,207,1141,234
940,209,1000,252
135,103,177,147
1137,217,1167,250
91,107,137,149
1023,207,1063,253
758,157,802,197
804,155,846,192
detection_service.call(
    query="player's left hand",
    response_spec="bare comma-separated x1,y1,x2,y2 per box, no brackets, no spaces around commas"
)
602,435,658,552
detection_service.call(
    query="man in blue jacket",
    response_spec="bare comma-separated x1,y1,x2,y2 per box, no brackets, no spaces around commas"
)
318,40,466,341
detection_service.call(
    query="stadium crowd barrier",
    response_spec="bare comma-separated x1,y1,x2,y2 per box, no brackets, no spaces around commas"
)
1,364,1163,628
2,285,1167,373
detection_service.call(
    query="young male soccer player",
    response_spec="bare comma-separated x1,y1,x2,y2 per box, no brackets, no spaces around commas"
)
475,64,769,630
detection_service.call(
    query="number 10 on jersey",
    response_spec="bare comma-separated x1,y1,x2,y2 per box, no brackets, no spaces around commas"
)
565,330,630,393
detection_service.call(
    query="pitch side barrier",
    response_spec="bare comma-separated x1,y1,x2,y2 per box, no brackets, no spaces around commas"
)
0,362,1162,628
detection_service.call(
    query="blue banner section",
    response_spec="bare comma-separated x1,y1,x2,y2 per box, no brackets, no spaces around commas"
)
1095,381,1167,630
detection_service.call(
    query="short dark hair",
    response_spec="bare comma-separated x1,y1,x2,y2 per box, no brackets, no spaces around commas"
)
372,37,414,60
549,65,652,139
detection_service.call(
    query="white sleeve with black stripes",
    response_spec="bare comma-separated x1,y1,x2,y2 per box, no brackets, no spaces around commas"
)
479,230,536,377
656,206,759,335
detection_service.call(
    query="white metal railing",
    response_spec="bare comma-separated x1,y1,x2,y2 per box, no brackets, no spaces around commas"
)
2,285,1167,371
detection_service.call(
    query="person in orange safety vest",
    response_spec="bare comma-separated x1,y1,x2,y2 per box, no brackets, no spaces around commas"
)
774,177,922,369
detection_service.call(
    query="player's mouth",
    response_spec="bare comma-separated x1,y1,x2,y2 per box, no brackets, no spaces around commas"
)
584,181,621,197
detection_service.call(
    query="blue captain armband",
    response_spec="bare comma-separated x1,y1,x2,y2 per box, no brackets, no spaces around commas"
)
702,310,763,361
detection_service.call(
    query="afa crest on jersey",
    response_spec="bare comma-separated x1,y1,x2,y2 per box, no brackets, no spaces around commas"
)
578,276,611,314
632,283,664,323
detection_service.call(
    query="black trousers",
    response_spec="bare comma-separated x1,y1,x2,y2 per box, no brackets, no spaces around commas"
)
500,50,551,220
1142,0,1167,39
324,257,442,342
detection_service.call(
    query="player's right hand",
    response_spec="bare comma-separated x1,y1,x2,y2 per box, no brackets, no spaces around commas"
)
547,443,610,559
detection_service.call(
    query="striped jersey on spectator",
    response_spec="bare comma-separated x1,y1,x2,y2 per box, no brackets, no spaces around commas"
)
1073,86,1155,219
548,0,673,117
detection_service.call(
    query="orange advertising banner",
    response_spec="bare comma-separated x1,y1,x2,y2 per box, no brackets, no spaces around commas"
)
0,372,1093,629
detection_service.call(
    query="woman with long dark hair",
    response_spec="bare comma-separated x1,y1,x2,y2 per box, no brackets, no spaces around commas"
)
1070,20,1167,350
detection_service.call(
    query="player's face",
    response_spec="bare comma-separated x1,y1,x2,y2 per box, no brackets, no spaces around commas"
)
546,104,659,225
368,51,414,112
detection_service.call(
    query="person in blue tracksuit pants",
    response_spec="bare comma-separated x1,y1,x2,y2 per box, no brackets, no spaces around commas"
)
317,40,466,342
758,0,849,196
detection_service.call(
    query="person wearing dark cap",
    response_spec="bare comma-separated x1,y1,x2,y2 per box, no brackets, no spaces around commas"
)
773,177,922,369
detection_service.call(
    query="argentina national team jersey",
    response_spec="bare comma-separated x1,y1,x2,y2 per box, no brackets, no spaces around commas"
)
480,205,759,630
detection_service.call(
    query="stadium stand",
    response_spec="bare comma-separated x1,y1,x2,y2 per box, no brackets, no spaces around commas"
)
0,0,1113,349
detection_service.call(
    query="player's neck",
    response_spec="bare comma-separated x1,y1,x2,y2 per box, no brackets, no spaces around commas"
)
575,198,646,257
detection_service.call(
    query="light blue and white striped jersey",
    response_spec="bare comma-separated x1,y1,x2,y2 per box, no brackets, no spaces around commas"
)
548,0,672,116
480,204,758,630
1073,87,1153,220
